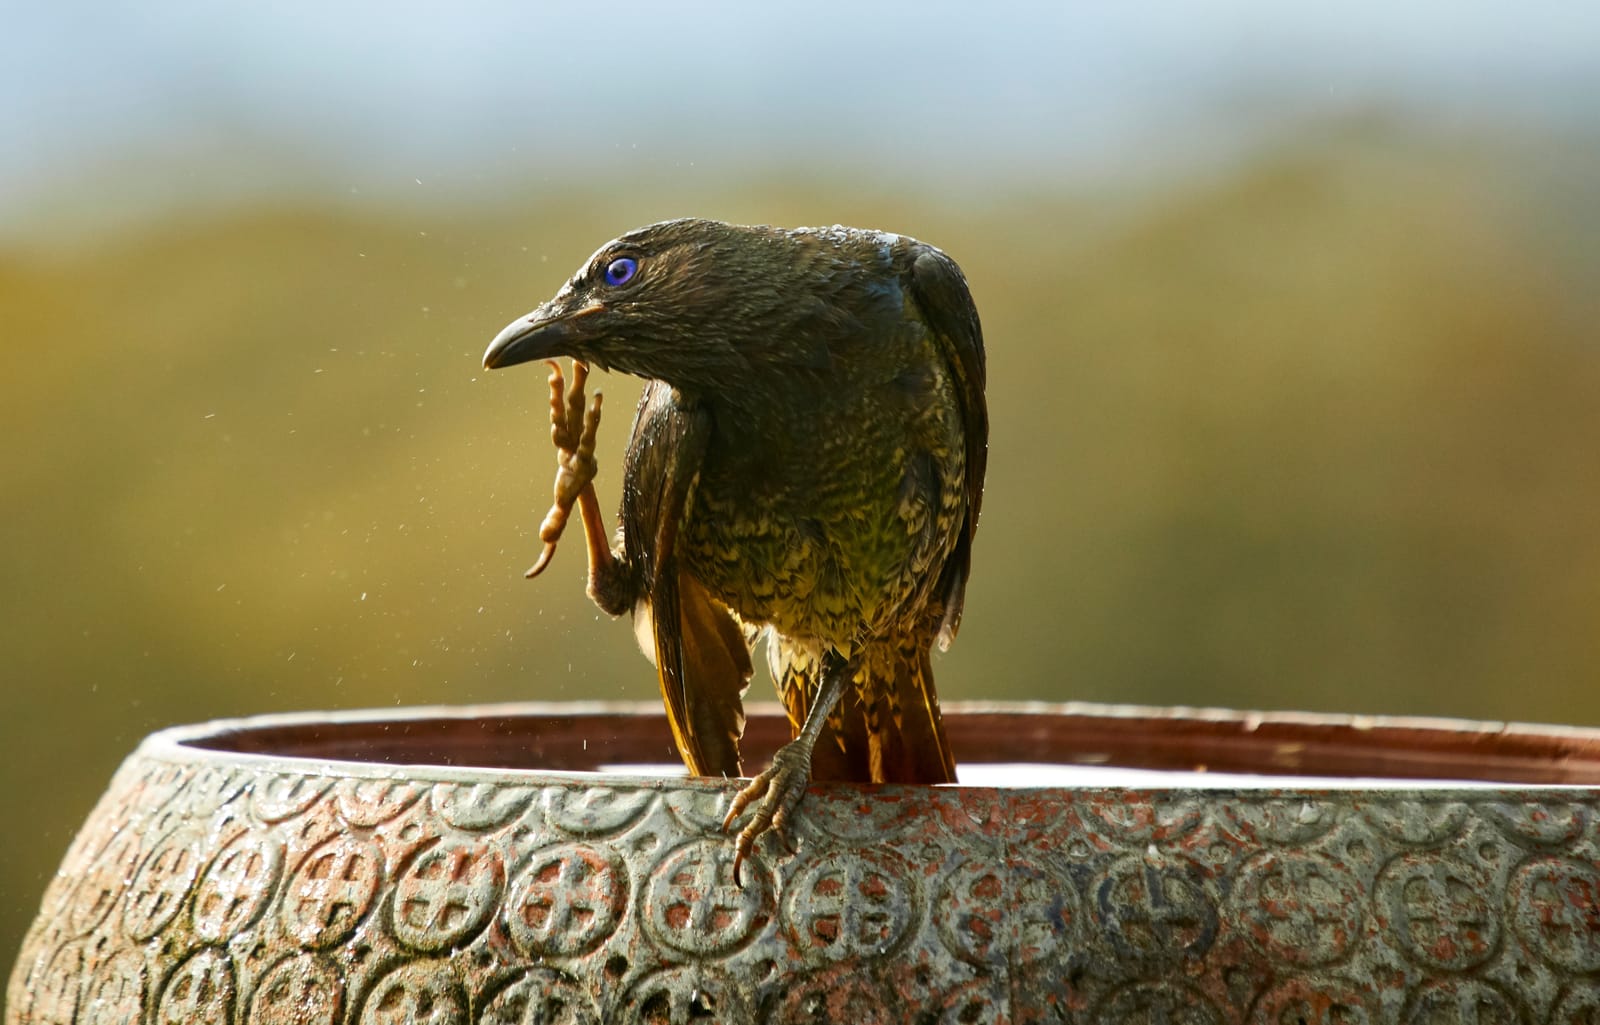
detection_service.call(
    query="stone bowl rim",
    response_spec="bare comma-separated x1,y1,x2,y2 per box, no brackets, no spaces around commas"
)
133,699,1600,794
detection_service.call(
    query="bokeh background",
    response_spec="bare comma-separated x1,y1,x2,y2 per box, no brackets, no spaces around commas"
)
5,2,1600,972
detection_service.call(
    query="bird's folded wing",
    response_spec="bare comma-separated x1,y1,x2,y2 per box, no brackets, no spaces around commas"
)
621,382,749,777
906,244,989,646
654,569,750,777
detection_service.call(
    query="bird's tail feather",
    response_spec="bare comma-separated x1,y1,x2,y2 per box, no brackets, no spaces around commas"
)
777,638,956,784
651,567,751,778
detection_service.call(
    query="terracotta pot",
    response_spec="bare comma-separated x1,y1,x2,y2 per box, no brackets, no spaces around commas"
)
10,701,1600,1023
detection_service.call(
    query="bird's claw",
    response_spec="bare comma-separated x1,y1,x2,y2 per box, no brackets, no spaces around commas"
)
722,743,813,886
525,359,602,578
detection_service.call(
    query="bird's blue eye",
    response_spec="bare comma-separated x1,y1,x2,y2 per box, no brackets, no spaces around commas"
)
604,256,638,287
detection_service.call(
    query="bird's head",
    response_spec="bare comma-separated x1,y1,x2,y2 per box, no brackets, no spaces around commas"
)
484,218,885,396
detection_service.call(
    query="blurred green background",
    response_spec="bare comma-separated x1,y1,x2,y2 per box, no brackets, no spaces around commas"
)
5,3,1600,973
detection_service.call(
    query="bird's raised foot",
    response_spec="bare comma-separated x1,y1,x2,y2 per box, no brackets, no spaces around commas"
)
722,741,813,886
525,359,603,578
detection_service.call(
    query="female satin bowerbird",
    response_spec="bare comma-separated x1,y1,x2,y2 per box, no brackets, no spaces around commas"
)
483,218,987,878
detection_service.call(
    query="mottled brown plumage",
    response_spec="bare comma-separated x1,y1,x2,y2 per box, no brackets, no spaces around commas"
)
484,219,986,874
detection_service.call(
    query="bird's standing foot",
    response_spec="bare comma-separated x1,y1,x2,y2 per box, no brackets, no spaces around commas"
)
525,359,603,578
722,739,815,886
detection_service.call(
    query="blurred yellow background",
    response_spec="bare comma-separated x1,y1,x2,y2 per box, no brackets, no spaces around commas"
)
5,4,1600,972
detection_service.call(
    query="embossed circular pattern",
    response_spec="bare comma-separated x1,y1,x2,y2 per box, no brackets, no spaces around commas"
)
1235,850,1364,968
1508,856,1600,974
1094,853,1219,967
192,831,283,943
249,954,343,1025
391,837,504,953
784,847,916,964
280,836,384,950
14,738,1600,1023
507,841,626,958
647,838,773,958
1377,853,1499,972
156,947,236,1025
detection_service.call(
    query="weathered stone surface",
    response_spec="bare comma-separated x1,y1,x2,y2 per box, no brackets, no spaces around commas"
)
10,702,1600,1023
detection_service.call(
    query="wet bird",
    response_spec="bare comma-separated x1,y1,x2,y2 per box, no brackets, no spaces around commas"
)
483,219,987,875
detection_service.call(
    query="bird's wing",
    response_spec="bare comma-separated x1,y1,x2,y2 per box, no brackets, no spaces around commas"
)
905,244,989,647
621,382,751,777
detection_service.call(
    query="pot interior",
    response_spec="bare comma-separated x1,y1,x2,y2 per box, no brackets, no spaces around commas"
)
184,703,1600,786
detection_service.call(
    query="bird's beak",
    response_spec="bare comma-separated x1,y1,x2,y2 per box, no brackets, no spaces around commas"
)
483,303,603,370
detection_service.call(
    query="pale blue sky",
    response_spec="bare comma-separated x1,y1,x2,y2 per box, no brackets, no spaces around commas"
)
4,3,1598,238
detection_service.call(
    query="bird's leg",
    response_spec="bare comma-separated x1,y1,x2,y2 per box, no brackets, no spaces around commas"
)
524,359,610,581
722,650,850,884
